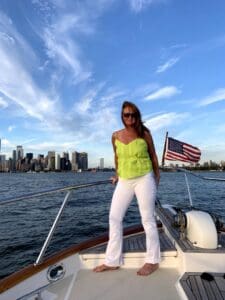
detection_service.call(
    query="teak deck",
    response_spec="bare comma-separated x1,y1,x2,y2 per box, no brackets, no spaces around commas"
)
81,228,176,254
180,272,225,300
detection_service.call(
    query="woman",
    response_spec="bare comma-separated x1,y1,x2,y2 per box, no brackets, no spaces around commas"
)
94,101,160,276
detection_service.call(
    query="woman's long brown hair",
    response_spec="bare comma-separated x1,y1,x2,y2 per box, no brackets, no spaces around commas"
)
121,101,149,137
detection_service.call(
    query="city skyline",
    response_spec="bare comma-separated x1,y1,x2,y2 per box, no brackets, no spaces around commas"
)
0,142,89,162
1,1,225,167
0,143,90,172
1,141,224,169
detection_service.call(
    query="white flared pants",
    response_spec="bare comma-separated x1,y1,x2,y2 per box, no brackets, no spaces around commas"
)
105,172,161,266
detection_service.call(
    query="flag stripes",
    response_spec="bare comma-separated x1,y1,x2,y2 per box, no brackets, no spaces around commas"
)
164,137,201,163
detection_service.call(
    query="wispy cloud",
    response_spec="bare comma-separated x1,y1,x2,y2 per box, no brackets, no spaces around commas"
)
1,138,12,147
0,12,37,65
201,35,225,52
156,57,180,73
7,125,16,132
180,34,225,61
0,42,57,121
132,83,159,99
2,1,163,158
69,84,120,140
128,0,167,13
76,88,101,114
198,88,225,106
145,112,189,131
31,0,116,85
0,97,8,109
43,28,92,84
100,89,127,104
55,12,95,35
21,138,38,145
145,86,181,101
26,141,70,153
170,44,188,50
0,12,57,119
0,3,120,144
0,14,75,153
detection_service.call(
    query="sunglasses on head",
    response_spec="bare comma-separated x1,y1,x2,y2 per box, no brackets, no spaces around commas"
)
123,112,137,118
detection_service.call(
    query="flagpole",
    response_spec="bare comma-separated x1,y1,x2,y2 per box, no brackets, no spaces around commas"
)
161,131,168,168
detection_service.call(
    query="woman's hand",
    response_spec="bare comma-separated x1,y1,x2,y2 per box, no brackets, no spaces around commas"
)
110,175,118,185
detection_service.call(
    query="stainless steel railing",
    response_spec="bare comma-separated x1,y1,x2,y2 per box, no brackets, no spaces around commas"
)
0,180,111,206
0,179,111,265
177,168,225,181
177,168,225,208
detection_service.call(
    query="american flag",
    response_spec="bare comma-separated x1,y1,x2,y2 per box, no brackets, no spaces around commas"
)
164,137,201,163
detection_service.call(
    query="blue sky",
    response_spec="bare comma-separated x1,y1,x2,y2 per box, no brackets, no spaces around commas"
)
0,0,225,167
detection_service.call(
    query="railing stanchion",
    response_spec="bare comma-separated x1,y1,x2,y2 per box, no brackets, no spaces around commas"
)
184,173,193,208
35,191,72,265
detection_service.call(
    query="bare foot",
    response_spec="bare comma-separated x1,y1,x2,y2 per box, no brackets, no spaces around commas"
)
93,264,119,272
137,263,159,276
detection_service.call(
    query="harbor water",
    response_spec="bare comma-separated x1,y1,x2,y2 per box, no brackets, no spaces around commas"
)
0,171,225,280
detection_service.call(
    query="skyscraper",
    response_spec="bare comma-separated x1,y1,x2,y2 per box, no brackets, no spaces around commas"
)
26,153,33,164
55,154,61,171
63,152,69,160
79,152,88,170
12,150,16,171
72,151,78,171
47,151,55,171
16,145,24,160
100,158,104,169
71,151,88,171
0,154,6,172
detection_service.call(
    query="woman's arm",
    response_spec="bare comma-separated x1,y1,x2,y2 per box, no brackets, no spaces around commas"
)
111,132,119,184
144,131,160,186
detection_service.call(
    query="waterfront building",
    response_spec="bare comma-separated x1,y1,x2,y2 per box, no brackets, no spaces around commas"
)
20,153,34,171
71,151,88,171
55,154,61,171
100,158,104,169
12,150,16,171
72,151,78,171
60,157,68,171
37,154,44,160
26,153,33,164
0,154,6,172
8,158,13,172
47,151,55,171
63,152,69,160
60,152,71,171
78,152,88,170
35,154,45,171
16,145,24,160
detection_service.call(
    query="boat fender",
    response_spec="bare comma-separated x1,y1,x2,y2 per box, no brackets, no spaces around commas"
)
185,210,218,249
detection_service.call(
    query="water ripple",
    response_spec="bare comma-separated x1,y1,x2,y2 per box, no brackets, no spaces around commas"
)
0,171,225,279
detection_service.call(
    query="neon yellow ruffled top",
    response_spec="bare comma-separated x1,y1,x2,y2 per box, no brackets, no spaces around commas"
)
115,138,152,179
